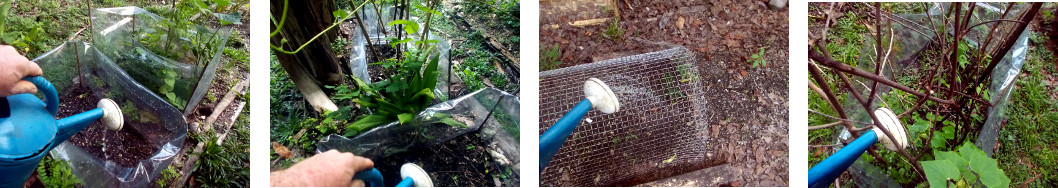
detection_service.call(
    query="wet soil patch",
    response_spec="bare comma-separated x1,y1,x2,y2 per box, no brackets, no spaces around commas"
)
373,132,518,187
59,84,159,167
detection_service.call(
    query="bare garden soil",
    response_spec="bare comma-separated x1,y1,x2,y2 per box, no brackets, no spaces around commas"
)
59,84,158,167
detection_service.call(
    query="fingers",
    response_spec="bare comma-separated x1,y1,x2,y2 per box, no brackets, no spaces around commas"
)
19,61,42,77
348,154,375,172
349,180,365,187
320,149,374,175
0,45,39,76
7,80,37,95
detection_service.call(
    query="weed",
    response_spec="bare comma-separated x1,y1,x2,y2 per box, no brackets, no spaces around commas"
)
748,45,767,68
331,37,352,56
603,19,624,41
157,165,180,187
540,44,562,71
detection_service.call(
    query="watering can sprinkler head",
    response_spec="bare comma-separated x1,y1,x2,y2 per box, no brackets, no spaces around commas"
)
98,99,124,131
873,108,908,151
400,163,433,187
583,78,619,114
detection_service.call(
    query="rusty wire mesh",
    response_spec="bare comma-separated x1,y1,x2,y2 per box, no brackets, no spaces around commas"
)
539,43,713,186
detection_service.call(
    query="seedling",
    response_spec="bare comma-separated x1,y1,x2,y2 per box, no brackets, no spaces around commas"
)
748,46,767,68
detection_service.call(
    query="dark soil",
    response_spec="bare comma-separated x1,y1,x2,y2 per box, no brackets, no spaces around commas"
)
373,132,518,187
541,0,788,186
59,84,159,167
367,44,400,82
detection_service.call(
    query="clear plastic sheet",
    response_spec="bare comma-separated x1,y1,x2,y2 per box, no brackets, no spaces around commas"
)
316,88,519,173
347,5,457,100
830,2,1030,185
33,41,188,187
91,6,234,113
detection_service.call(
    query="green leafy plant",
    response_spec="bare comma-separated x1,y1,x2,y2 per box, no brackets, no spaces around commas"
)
36,156,81,187
343,18,443,136
344,52,439,136
158,165,180,187
541,44,562,71
603,19,624,40
749,46,767,68
157,68,187,108
921,142,1010,188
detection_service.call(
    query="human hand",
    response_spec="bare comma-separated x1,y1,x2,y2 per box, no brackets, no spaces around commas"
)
0,45,43,97
270,149,375,187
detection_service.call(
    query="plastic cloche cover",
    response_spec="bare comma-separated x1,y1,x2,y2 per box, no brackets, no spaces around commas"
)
348,4,457,100
91,6,234,114
34,41,188,187
317,87,520,175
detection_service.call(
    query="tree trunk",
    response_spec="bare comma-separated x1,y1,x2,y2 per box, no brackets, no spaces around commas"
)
271,0,342,112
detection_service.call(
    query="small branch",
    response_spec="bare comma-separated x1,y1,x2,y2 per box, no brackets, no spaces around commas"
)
973,2,1042,88
809,46,955,104
809,82,830,102
808,109,872,127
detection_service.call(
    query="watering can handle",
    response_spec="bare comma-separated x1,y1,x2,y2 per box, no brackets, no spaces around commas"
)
22,76,58,115
353,168,386,187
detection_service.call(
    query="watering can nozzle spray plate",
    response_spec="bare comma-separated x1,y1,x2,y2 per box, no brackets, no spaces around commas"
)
584,78,619,114
873,108,908,150
400,163,433,187
97,98,123,131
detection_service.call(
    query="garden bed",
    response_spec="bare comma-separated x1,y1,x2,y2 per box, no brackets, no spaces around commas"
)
59,84,159,167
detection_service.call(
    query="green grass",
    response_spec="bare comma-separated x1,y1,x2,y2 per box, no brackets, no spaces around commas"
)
996,33,1058,187
3,0,89,57
825,12,869,67
881,2,929,15
192,102,251,187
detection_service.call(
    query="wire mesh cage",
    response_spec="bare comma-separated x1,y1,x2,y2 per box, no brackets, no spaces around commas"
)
539,42,713,186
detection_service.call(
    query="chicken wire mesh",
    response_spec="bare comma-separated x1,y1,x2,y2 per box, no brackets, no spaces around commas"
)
538,43,713,186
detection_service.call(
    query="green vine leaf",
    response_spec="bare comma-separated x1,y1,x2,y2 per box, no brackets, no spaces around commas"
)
961,143,1010,188
387,20,420,35
921,160,959,188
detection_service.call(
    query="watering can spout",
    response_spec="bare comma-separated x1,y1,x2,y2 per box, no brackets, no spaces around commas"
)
55,99,123,145
539,78,620,170
807,108,908,188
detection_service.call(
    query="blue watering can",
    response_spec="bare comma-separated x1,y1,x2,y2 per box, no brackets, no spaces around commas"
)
808,108,908,188
354,163,433,187
0,76,124,187
539,78,620,170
